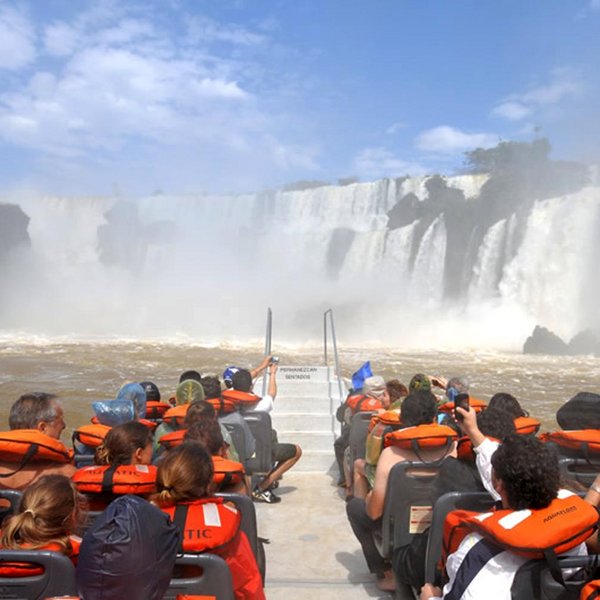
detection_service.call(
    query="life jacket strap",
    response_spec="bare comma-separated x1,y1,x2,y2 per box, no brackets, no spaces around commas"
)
0,442,39,478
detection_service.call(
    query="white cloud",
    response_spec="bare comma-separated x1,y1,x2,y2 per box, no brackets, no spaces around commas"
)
491,101,532,121
414,126,497,154
354,147,426,179
386,122,406,135
184,15,265,46
0,5,36,70
491,68,583,121
0,4,319,193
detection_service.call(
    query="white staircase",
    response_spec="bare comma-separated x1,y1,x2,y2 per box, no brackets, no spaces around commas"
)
262,365,346,472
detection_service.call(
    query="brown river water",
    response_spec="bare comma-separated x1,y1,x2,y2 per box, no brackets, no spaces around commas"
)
1,339,600,438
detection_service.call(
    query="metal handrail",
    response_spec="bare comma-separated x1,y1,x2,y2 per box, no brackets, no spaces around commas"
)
261,307,272,397
323,309,344,405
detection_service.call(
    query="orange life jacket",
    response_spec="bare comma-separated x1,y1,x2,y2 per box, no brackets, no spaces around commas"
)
89,416,157,431
0,536,81,577
581,580,600,600
220,389,261,409
368,410,401,432
0,430,73,478
72,464,157,495
440,508,482,572
162,404,190,428
456,436,500,462
438,397,487,415
467,492,599,559
346,393,384,415
72,424,111,449
514,416,541,435
161,497,241,553
158,429,186,450
543,430,600,457
205,396,236,415
145,401,172,420
384,424,457,460
212,456,245,489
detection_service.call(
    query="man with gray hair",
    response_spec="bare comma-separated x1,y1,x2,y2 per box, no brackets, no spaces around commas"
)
1,392,75,489
9,392,67,440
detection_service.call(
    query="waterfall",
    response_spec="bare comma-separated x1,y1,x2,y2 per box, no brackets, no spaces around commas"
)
1,176,599,348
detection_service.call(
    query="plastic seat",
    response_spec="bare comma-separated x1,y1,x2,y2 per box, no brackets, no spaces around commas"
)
423,491,494,584
558,457,600,489
217,492,265,581
0,549,77,599
0,488,23,521
511,553,600,599
163,553,235,600
219,416,253,469
242,411,273,475
375,461,441,560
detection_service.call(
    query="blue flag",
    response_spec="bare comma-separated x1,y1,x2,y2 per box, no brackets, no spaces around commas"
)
352,361,373,392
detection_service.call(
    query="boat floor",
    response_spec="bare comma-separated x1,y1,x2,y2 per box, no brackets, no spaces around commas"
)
256,471,415,599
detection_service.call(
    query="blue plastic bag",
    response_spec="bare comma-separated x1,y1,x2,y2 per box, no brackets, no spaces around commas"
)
351,361,373,392
92,399,135,426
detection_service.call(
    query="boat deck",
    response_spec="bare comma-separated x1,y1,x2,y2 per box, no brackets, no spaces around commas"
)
256,471,414,599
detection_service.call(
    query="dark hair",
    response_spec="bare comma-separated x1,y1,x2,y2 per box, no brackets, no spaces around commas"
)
139,381,161,402
184,400,216,428
95,421,153,466
178,370,202,384
477,408,516,440
153,443,213,506
231,369,252,392
184,421,225,456
9,393,59,430
386,379,408,402
491,434,559,510
488,393,528,418
200,376,222,400
400,391,437,427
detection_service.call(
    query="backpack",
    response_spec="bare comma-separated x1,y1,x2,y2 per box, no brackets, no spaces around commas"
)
77,495,179,600
557,392,600,430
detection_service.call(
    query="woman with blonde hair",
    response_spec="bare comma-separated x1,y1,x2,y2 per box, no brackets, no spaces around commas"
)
0,474,86,565
153,442,264,600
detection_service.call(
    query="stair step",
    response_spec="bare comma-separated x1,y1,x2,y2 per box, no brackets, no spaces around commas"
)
276,430,335,452
274,396,335,413
289,451,336,472
271,413,334,432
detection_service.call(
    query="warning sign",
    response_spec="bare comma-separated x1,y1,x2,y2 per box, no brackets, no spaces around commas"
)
409,505,433,534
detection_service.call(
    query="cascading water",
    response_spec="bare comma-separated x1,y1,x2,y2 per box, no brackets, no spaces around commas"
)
1,174,599,349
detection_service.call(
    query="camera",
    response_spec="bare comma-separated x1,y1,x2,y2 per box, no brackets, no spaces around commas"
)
269,356,280,365
454,393,470,421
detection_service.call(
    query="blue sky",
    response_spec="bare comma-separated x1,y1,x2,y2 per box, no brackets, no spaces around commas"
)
0,0,599,195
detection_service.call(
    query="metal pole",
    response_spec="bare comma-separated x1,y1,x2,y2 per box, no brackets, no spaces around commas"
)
262,307,272,397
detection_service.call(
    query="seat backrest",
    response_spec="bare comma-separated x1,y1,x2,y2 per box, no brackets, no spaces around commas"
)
0,549,77,599
216,492,265,582
163,553,235,600
348,412,374,463
0,488,23,521
423,491,494,583
558,457,600,489
242,412,272,475
216,492,258,558
511,554,599,600
73,453,96,468
219,419,251,469
376,461,440,559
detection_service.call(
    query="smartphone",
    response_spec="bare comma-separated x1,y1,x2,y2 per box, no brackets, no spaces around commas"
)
454,393,470,421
